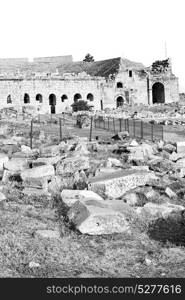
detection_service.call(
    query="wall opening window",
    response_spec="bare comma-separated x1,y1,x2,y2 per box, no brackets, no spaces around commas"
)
49,94,56,114
36,94,43,103
129,70,132,77
87,93,94,101
152,82,165,104
61,94,68,102
7,95,12,104
117,82,123,88
74,93,82,103
116,96,124,107
24,93,30,104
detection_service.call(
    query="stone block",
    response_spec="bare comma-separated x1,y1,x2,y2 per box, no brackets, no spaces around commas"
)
88,170,157,198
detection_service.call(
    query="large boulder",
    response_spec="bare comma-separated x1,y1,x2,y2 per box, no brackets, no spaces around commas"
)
39,145,60,157
21,165,55,181
128,143,155,162
67,199,131,235
175,158,185,177
56,156,89,175
4,158,28,172
163,144,176,154
0,153,9,171
34,155,64,166
75,142,89,156
0,192,6,209
61,189,103,207
88,169,157,198
106,157,123,168
136,202,185,220
149,158,176,174
176,141,185,154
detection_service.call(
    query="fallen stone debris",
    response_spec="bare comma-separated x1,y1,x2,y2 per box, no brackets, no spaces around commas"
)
1,114,185,239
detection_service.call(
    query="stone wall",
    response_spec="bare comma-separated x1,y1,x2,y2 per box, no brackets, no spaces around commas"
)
102,70,149,109
0,77,104,113
33,55,73,64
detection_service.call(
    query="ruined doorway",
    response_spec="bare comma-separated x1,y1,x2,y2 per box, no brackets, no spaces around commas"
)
49,94,56,114
116,96,124,107
152,82,165,104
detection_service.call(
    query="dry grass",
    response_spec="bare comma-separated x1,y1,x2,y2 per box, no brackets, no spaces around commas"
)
0,186,185,278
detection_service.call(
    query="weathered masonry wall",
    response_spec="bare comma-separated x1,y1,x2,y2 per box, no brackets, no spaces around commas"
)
102,70,179,109
0,77,104,113
102,70,149,109
149,75,179,104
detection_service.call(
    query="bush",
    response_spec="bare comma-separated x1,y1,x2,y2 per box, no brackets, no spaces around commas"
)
71,100,90,112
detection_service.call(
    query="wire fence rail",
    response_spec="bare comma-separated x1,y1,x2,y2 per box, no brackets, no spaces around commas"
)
23,113,164,149
94,116,164,141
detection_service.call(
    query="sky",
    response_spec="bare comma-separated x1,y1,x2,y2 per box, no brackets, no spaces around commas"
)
0,0,185,90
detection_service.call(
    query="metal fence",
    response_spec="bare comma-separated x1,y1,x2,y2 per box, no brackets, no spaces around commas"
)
94,116,163,141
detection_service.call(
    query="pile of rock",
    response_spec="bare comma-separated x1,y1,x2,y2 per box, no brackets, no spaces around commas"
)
1,122,185,239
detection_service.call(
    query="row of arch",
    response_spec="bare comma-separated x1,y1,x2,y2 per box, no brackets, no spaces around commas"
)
6,93,94,104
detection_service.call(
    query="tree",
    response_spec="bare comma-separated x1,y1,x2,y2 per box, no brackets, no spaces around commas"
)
151,59,170,74
83,53,94,62
71,100,91,112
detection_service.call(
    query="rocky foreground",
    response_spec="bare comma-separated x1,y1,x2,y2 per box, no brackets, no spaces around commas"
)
1,122,185,277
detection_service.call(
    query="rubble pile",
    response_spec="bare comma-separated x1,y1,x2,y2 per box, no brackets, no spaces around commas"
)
1,117,185,239
93,103,185,126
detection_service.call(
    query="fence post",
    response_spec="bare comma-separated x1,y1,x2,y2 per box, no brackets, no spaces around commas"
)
113,117,116,132
162,125,164,141
124,119,126,131
108,117,110,131
30,119,33,149
141,120,143,139
89,116,93,141
133,119,136,137
151,124,154,141
119,119,122,132
59,118,62,141
127,119,129,134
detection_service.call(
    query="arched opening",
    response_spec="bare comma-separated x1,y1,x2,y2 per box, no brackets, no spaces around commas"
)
49,94,56,114
61,94,68,102
87,93,94,101
116,96,124,107
152,82,165,104
7,95,12,104
36,94,43,103
24,93,30,104
74,93,82,103
117,82,123,88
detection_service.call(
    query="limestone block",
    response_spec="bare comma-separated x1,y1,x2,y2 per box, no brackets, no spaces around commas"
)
106,157,122,168
0,192,6,209
88,170,157,198
56,156,89,175
40,145,60,157
21,164,55,181
61,189,103,207
67,199,130,235
136,202,185,220
4,158,28,172
0,153,9,171
176,141,185,154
